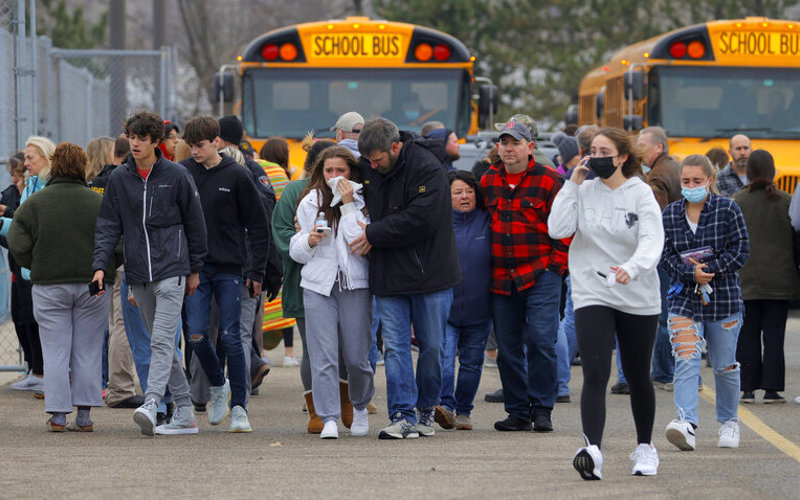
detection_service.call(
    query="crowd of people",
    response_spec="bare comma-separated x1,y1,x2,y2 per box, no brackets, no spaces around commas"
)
4,106,800,481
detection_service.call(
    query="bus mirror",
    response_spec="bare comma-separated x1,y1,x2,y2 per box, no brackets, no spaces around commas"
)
624,72,645,100
478,84,499,115
213,72,234,103
595,92,604,119
565,104,578,125
623,114,643,131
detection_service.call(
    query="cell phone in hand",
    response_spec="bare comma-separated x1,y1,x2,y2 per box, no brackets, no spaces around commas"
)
248,281,256,298
316,226,332,236
88,280,104,296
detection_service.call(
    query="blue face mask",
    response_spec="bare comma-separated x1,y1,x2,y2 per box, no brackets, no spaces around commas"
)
404,110,421,120
681,182,709,203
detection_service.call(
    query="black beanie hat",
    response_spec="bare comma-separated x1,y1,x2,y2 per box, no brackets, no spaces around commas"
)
219,115,244,144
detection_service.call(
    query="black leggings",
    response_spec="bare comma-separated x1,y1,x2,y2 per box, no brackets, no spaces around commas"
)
574,305,658,448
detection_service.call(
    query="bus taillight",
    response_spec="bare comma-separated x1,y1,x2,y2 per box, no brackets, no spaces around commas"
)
434,44,451,61
262,44,279,61
669,41,687,58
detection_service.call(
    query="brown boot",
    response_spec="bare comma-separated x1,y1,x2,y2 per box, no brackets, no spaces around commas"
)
340,380,353,429
305,391,323,434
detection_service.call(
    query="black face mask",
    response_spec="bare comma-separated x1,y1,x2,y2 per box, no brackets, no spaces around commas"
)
589,156,617,179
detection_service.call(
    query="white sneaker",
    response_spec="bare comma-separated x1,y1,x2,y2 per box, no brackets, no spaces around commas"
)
11,372,33,390
283,356,300,367
321,419,339,439
229,405,252,433
718,419,740,448
351,408,369,436
133,398,159,436
208,379,231,425
155,405,199,435
573,439,603,480
630,443,659,476
665,418,696,451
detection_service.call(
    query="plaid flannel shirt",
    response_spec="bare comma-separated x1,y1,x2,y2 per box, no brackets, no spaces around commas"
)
481,158,570,295
660,193,749,321
716,163,746,198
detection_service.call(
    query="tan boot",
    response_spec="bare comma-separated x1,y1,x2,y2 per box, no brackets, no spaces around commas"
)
339,380,353,429
305,391,323,434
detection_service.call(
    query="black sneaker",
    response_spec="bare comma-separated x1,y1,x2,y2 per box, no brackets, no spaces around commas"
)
107,394,145,409
556,394,571,403
741,391,755,404
531,408,553,432
611,382,630,395
494,415,532,431
484,388,504,403
763,391,786,404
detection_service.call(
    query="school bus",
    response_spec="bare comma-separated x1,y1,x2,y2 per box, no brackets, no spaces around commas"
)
217,17,495,178
574,17,800,192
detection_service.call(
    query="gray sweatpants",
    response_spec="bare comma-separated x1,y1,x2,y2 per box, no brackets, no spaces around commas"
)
190,285,257,405
130,277,191,408
303,286,374,421
32,283,110,413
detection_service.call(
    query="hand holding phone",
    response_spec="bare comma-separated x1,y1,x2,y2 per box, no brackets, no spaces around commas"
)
89,279,105,296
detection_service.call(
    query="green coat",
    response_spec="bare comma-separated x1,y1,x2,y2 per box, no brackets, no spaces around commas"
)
8,176,116,285
732,187,800,301
271,179,308,318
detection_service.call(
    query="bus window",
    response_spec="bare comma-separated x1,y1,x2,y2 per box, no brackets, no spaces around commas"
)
274,82,310,110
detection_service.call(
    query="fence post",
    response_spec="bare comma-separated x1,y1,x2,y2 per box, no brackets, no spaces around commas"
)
28,0,36,135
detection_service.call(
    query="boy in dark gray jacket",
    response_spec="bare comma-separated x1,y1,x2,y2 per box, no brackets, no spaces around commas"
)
92,111,207,436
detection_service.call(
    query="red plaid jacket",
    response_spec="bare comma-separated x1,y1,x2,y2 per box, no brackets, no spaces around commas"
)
481,158,570,295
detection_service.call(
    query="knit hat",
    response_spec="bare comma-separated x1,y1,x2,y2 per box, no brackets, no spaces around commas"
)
557,136,579,165
219,115,244,144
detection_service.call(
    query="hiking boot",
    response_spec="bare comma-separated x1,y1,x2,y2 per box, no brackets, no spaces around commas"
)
494,414,532,432
665,418,696,451
208,379,231,425
434,405,456,429
229,405,252,433
155,405,198,435
133,398,159,436
378,413,419,439
718,419,740,448
417,407,435,436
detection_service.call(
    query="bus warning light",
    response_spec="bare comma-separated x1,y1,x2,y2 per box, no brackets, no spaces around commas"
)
669,41,687,58
434,44,451,61
280,43,298,61
262,43,279,61
687,40,705,58
415,43,433,61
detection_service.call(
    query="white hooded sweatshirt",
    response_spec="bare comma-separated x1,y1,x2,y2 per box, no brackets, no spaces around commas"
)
548,176,664,316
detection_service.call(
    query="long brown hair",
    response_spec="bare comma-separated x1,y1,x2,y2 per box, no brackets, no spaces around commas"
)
595,127,643,178
746,149,779,199
298,145,361,234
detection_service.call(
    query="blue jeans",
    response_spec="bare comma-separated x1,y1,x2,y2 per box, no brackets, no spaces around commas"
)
651,268,674,383
556,276,576,396
184,266,247,409
669,312,742,426
439,320,491,416
376,288,453,424
121,273,180,414
491,270,561,418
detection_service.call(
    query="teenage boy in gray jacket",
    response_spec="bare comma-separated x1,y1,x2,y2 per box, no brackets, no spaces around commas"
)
92,110,208,436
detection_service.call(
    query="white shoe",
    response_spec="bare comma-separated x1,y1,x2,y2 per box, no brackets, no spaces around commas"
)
229,405,252,433
208,379,231,425
573,436,602,480
283,356,300,367
11,372,34,390
718,419,740,448
630,443,659,476
321,419,339,439
665,418,696,451
351,408,369,436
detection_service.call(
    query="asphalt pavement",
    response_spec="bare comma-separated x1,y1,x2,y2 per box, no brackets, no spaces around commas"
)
2,314,800,498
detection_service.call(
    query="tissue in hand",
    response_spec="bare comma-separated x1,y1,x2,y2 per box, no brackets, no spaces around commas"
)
328,176,363,207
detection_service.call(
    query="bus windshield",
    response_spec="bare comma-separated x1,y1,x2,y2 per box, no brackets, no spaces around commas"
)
241,68,471,139
647,66,800,139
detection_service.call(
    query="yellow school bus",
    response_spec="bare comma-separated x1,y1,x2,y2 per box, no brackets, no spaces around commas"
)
218,17,493,178
575,17,800,192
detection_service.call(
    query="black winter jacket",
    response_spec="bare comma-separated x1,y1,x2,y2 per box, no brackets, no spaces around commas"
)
361,131,462,295
93,149,208,284
181,155,269,282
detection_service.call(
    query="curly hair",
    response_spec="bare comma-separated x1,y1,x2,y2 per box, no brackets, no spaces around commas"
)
50,142,88,179
124,111,165,145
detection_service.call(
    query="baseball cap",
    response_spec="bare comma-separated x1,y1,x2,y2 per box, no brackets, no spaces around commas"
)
494,114,539,138
331,111,365,132
498,121,532,142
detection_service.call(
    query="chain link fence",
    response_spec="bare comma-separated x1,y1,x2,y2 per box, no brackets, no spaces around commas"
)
0,2,177,371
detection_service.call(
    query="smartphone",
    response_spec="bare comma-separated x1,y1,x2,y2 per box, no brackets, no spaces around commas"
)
248,281,256,298
316,226,332,236
88,280,104,296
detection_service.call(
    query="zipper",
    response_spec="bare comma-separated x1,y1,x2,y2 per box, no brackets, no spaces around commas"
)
176,229,182,256
414,249,426,275
141,176,153,282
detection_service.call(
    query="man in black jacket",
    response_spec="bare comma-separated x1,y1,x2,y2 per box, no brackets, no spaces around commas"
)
353,117,462,439
181,116,269,433
92,110,208,436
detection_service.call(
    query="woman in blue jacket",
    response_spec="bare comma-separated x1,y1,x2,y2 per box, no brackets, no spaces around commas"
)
434,170,491,431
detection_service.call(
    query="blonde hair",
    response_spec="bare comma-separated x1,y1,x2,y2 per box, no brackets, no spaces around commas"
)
220,145,245,166
681,154,719,195
25,135,56,181
174,139,191,162
85,136,114,181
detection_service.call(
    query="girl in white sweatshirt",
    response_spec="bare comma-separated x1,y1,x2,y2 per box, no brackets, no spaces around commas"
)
289,146,373,439
549,127,664,481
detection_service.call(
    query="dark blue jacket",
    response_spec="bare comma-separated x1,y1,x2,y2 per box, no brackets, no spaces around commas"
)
448,207,491,326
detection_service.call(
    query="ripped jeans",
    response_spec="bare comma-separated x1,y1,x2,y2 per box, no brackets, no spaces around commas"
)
668,312,742,427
